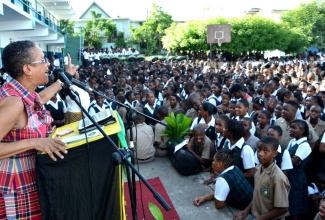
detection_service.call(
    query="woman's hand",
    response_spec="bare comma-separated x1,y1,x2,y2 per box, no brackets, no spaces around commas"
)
32,138,68,161
65,53,79,77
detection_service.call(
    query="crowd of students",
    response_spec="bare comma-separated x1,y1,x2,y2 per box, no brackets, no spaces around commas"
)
32,50,325,220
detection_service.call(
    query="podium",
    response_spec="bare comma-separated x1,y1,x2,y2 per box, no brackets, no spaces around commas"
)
36,112,125,220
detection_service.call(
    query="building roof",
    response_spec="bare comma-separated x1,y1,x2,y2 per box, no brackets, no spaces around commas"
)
79,2,111,20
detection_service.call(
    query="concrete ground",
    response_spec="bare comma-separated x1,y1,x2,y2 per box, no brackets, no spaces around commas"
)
124,157,253,220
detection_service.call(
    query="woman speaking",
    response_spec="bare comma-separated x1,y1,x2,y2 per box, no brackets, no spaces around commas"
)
0,40,75,219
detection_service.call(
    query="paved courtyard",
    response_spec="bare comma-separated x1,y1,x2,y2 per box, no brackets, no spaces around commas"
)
124,157,254,220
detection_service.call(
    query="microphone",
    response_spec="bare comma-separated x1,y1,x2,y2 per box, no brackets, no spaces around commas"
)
54,69,92,92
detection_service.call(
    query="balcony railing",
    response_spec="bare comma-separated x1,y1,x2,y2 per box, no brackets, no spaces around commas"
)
8,0,61,33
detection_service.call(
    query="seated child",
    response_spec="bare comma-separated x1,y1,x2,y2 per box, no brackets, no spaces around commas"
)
154,106,170,157
143,90,160,126
44,92,67,127
127,107,155,163
88,93,111,116
186,124,215,171
193,149,253,210
234,136,290,220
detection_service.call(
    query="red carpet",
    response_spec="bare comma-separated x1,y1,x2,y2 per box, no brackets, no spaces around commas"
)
124,177,180,220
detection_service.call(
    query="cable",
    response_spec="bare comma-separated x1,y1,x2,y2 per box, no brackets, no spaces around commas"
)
77,92,94,220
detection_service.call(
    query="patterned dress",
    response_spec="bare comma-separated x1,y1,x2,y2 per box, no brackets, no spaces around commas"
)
0,76,52,219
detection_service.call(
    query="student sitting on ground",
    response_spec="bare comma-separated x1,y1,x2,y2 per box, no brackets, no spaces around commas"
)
154,106,169,157
127,107,155,163
234,136,290,220
186,124,215,171
193,149,253,210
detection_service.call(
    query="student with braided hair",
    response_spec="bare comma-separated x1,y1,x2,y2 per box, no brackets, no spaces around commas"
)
193,149,253,210
223,119,255,179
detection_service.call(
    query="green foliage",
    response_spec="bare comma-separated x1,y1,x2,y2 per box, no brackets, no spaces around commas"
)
149,203,164,220
160,113,192,141
280,0,325,46
114,32,127,48
162,16,309,55
128,4,173,55
83,10,117,48
59,19,75,36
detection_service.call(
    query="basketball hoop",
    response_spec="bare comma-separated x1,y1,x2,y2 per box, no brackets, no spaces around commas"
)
207,25,231,46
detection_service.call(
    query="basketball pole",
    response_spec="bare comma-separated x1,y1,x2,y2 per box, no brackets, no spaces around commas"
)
210,43,212,61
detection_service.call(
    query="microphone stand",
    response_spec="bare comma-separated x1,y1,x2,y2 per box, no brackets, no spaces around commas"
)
126,108,137,218
66,90,171,220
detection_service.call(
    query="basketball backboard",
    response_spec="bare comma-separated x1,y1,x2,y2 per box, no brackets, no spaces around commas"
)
207,24,231,46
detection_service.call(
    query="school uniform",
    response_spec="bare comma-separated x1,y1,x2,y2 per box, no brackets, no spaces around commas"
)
215,166,253,210
205,94,219,107
127,122,155,163
229,137,255,173
252,161,290,219
246,134,260,152
143,103,160,126
235,114,256,136
189,135,215,167
88,102,110,116
254,145,293,171
287,137,312,216
167,103,180,115
216,134,230,151
255,124,269,139
190,116,216,144
154,119,169,157
307,118,325,138
274,117,319,148
185,108,198,121
44,95,67,121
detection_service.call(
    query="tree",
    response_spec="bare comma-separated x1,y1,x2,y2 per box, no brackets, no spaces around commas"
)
128,4,173,55
162,16,309,56
280,0,325,46
83,10,117,48
59,19,75,36
114,32,127,48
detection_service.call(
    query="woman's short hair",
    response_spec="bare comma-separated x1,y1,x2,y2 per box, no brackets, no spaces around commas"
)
2,40,36,79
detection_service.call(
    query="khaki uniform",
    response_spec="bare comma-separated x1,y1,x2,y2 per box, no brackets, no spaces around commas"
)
307,118,325,138
154,119,169,157
127,123,155,163
252,162,290,219
274,117,319,148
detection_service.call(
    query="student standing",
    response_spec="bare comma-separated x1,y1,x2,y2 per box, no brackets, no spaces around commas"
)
234,136,290,220
287,119,312,220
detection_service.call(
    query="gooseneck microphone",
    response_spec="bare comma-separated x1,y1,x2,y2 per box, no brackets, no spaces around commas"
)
53,69,92,92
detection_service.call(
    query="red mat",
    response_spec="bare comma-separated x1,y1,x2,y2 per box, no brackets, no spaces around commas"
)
124,177,180,220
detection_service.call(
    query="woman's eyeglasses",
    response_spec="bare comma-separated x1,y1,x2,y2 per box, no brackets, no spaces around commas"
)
29,58,48,64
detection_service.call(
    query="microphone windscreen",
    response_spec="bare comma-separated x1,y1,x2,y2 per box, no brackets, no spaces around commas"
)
52,68,64,80
55,70,73,82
